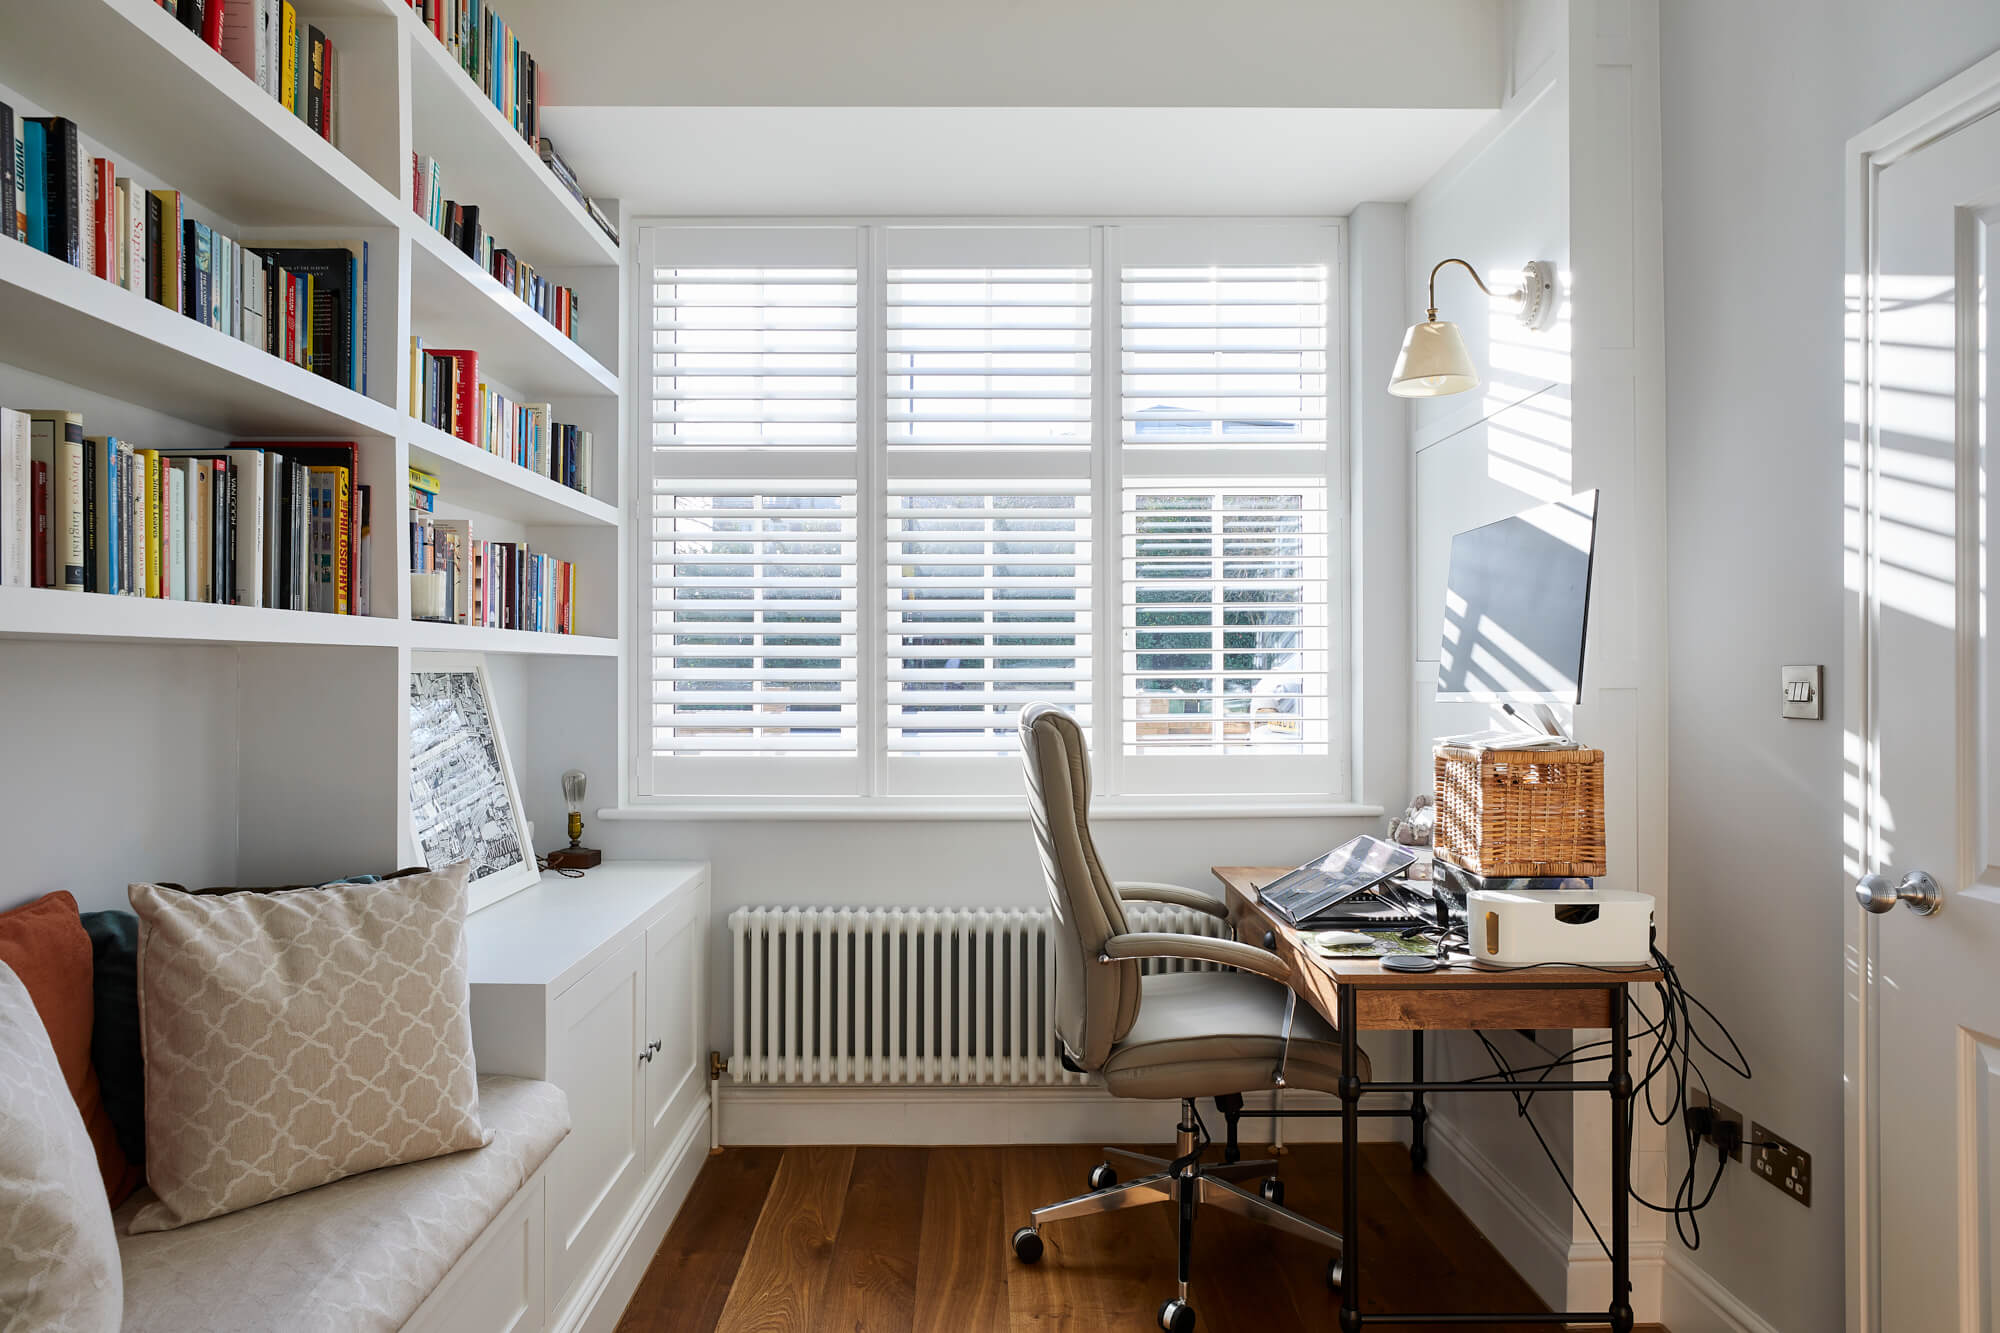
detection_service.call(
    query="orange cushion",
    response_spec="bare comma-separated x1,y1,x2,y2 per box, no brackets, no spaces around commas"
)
0,891,140,1206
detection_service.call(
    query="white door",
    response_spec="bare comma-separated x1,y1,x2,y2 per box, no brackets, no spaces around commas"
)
643,885,705,1164
546,934,647,1304
1846,53,2000,1333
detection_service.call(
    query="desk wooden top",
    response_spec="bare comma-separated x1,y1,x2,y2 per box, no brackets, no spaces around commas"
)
1212,866,1661,1031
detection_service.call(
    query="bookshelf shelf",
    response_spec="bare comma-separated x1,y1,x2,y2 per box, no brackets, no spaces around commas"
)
2,0,405,232
0,585,403,649
403,17,618,270
407,226,619,399
0,242,402,440
405,621,618,657
406,421,616,528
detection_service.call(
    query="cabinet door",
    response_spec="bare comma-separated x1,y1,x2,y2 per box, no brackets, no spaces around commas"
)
547,934,647,1303
643,881,705,1166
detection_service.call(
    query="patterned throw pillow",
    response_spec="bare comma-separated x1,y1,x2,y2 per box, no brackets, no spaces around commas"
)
128,861,489,1233
0,960,123,1331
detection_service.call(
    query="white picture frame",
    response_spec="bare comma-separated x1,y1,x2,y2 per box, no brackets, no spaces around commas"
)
407,654,538,912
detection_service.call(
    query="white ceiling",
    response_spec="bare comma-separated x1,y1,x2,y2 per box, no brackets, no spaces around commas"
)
540,106,1498,219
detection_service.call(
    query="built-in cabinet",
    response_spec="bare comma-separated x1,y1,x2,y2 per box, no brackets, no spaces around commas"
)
464,861,711,1333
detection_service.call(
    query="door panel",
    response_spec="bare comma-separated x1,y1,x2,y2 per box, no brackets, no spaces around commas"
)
546,935,646,1303
1850,77,2000,1333
645,886,704,1163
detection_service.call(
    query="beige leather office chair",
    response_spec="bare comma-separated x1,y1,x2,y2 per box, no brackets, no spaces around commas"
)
1009,703,1368,1333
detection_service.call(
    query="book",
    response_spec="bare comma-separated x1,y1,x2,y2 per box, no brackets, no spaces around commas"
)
21,119,44,254
191,459,213,601
0,409,26,587
279,1,298,114
428,348,478,444
86,437,120,595
25,118,80,267
9,111,22,240
89,158,112,280
305,465,348,612
306,27,325,136
167,462,186,600
221,0,261,83
254,246,357,387
26,414,54,586
148,190,183,312
201,0,224,51
142,449,160,597
30,411,85,592
123,441,140,596
218,449,266,607
0,102,13,243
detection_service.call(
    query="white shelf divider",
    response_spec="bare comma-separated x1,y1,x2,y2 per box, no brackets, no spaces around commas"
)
406,225,619,399
404,620,618,657
406,420,617,528
0,585,404,649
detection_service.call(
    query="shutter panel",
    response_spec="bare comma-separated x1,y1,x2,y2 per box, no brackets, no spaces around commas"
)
885,252,1091,451
1120,264,1327,445
650,264,857,449
885,486,1092,758
1121,484,1329,754
651,485,859,763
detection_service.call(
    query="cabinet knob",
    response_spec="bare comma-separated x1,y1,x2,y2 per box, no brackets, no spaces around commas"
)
637,1048,653,1064
648,1039,663,1054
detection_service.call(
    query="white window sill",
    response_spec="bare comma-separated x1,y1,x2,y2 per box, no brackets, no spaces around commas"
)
597,797,1385,823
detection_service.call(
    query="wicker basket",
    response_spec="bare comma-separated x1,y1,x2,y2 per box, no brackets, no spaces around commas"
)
1433,743,1606,878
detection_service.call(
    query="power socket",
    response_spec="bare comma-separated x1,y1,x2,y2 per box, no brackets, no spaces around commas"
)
1686,1089,1743,1161
1750,1121,1812,1206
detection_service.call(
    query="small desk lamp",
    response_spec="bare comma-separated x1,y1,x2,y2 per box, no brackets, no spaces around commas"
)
547,769,602,870
1388,258,1559,398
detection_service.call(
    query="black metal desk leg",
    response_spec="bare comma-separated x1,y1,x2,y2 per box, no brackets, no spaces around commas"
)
1339,987,1362,1332
1609,989,1634,1333
1407,1030,1428,1172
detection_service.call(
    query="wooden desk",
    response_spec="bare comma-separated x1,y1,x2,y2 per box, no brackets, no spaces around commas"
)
1212,866,1662,1333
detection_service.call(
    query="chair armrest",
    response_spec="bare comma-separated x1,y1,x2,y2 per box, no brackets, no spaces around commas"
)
1113,882,1229,920
1100,932,1294,986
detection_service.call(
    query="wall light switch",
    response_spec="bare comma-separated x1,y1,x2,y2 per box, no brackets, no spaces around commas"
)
1782,665,1823,720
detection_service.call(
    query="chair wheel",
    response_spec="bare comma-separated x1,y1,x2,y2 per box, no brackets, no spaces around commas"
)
1011,1227,1043,1263
1089,1161,1118,1191
1326,1257,1343,1289
1259,1177,1285,1206
1158,1298,1196,1332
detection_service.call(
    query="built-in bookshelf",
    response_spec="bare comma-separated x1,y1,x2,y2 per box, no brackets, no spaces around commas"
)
0,0,626,659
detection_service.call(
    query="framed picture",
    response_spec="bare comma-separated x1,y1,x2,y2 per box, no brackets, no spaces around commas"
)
407,655,537,912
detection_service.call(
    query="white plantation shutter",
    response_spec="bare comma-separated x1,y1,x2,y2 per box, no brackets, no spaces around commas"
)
650,485,860,791
1120,263,1327,446
1120,485,1329,759
885,487,1092,761
639,220,1344,804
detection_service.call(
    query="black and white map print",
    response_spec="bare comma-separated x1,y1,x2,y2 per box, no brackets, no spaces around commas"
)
409,670,525,882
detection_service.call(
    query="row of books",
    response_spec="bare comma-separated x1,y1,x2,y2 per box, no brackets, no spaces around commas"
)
0,109,365,392
156,0,340,143
538,139,618,247
406,341,593,495
0,407,371,614
408,476,575,633
412,153,580,340
409,0,542,154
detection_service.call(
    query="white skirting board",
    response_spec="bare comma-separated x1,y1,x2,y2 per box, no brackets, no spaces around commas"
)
714,1084,1409,1147
1660,1250,1783,1333
555,1102,710,1333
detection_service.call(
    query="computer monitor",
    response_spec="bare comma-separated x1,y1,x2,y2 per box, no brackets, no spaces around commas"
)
1435,489,1598,704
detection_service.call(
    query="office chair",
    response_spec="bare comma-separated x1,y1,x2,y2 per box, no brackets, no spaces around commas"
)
1009,702,1364,1333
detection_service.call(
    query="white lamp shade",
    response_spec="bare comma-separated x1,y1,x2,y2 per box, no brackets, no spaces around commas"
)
1388,319,1479,397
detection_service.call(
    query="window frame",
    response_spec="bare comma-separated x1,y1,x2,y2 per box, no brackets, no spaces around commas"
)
628,216,1352,814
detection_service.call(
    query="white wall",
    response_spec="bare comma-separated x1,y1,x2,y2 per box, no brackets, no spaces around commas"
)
0,643,240,913
498,0,1502,111
1659,4,2000,1331
1403,7,1581,1266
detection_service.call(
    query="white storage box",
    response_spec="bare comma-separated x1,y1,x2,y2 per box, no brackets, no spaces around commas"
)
1466,888,1655,968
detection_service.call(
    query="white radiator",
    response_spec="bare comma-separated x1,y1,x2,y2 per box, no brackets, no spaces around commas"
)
726,904,1229,1087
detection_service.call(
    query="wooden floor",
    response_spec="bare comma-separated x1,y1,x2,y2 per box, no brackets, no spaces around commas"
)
615,1141,1669,1332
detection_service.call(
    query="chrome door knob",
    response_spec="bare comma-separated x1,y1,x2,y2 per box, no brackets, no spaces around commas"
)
1855,870,1943,916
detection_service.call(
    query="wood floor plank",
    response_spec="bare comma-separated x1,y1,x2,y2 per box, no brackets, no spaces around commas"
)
1001,1144,1174,1330
817,1147,929,1333
713,1145,858,1333
616,1147,785,1333
912,1147,1009,1333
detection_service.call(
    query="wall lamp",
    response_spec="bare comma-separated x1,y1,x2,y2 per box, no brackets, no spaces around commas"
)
1388,258,1560,398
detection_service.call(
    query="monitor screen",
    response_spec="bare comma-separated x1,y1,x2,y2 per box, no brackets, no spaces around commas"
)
1435,489,1598,704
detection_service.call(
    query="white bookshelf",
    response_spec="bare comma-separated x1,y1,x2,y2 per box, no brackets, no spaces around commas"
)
0,0,625,647
0,0,630,886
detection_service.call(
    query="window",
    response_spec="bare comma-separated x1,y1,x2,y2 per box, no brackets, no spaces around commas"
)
642,221,1343,803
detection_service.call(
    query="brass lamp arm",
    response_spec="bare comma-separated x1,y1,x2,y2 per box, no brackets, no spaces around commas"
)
1425,257,1498,322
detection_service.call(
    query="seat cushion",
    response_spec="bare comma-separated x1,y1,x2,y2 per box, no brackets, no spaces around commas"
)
117,1075,568,1333
1100,971,1371,1100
